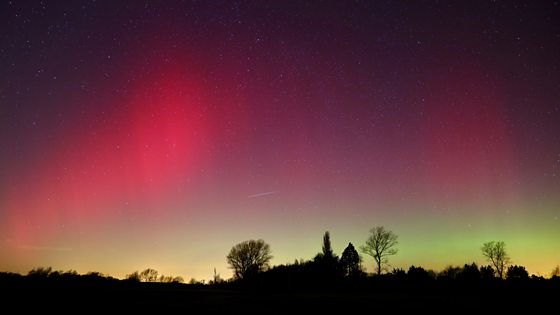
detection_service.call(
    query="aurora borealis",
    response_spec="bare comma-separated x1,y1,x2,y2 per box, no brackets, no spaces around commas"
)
1,1,559,280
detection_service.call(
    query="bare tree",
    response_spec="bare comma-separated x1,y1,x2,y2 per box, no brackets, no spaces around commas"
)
481,241,510,279
139,268,159,282
360,226,398,275
227,239,272,280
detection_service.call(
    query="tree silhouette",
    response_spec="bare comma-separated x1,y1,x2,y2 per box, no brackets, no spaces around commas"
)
340,242,361,277
481,241,510,279
227,239,272,280
125,271,141,282
506,265,528,280
210,267,223,284
322,231,334,258
439,265,461,280
27,267,53,278
549,265,560,278
312,231,340,278
407,265,435,281
172,276,184,283
360,226,398,275
139,268,159,282
551,265,560,278
157,274,183,283
458,263,481,282
480,265,495,280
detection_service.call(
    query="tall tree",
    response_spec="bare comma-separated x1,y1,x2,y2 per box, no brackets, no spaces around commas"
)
313,231,339,276
227,239,272,280
360,226,398,275
322,231,334,258
340,242,361,277
481,241,510,279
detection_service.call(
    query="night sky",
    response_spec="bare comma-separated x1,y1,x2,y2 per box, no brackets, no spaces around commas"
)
1,1,559,280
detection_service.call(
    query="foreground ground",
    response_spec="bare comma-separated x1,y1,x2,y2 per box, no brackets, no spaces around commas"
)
1,275,558,313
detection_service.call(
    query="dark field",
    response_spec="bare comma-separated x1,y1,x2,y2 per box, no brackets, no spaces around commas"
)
1,274,558,313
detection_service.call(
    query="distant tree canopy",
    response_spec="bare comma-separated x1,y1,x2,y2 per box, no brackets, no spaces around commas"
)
125,268,183,283
438,263,482,282
140,268,159,282
125,271,141,282
439,263,480,281
407,265,435,281
481,241,510,279
439,265,462,280
507,265,529,280
227,239,272,280
361,226,398,275
28,267,54,277
459,263,481,281
340,242,361,277
480,265,495,280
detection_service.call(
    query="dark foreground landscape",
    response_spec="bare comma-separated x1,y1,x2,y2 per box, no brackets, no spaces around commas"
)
1,271,558,313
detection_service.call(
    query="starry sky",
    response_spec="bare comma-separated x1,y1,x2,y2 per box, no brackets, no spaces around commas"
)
1,1,559,280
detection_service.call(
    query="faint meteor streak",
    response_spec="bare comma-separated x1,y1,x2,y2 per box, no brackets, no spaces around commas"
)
248,191,277,198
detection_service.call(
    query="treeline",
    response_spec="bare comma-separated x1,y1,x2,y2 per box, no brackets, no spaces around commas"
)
223,233,559,290
0,267,188,284
2,262,557,287
0,267,117,282
125,268,185,283
251,261,558,290
2,227,559,287
1,230,558,312
3,262,556,285
224,228,560,287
